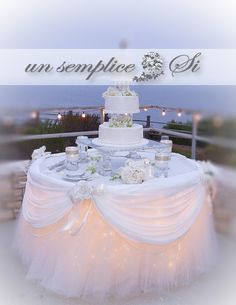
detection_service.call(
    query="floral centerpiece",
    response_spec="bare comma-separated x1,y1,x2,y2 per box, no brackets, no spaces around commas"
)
114,159,153,184
120,166,146,184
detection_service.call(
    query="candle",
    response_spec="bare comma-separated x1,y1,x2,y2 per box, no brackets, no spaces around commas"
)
154,150,169,178
160,135,173,160
76,136,89,161
65,146,79,171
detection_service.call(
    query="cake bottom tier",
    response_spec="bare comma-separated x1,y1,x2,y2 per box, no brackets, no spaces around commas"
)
98,123,144,146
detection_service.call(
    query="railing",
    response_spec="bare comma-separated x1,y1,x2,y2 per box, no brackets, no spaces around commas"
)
1,125,235,159
136,116,236,157
0,130,99,143
150,127,236,151
1,112,236,159
0,128,151,143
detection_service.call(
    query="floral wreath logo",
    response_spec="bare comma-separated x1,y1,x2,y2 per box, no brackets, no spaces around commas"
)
133,51,164,82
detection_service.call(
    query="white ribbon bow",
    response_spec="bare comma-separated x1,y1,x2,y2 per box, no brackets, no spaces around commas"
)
62,181,105,235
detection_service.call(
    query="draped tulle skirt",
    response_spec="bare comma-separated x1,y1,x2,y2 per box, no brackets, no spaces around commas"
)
14,196,217,301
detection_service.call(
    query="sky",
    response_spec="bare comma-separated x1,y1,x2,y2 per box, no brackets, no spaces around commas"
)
0,0,235,118
0,0,236,48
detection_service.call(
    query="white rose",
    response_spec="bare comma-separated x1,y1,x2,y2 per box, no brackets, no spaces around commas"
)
103,86,137,97
120,166,146,184
102,86,122,97
109,90,122,96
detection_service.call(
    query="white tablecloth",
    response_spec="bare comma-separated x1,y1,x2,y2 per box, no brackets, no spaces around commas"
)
15,152,217,300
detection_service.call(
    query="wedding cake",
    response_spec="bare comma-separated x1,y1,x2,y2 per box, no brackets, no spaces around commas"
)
93,85,148,147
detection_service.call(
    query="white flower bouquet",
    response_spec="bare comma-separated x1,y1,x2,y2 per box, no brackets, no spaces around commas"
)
102,86,137,98
120,159,154,184
120,166,146,184
111,159,153,184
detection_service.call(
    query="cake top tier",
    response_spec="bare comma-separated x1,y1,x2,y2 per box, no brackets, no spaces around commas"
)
103,86,140,114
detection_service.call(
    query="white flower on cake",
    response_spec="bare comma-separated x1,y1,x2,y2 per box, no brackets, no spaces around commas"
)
102,86,137,98
109,113,133,128
102,86,122,98
120,165,146,184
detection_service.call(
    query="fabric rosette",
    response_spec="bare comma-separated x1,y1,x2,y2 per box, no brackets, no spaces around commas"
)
68,180,105,205
198,161,218,200
68,180,93,204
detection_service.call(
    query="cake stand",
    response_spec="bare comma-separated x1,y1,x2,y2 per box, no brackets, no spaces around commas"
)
79,137,164,158
76,137,165,177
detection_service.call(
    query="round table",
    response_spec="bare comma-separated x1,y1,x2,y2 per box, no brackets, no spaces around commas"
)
15,151,217,301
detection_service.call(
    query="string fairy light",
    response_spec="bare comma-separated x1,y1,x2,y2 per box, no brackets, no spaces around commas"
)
193,112,202,123
31,111,38,119
34,105,205,123
57,113,62,120
177,110,182,117
213,115,223,128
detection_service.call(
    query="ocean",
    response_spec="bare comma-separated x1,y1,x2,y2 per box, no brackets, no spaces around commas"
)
0,86,236,125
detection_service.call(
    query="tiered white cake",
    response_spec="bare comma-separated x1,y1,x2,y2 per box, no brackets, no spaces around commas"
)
93,86,148,147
